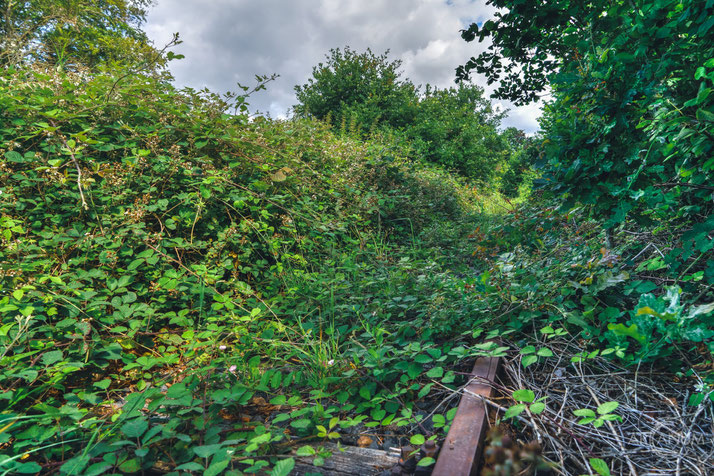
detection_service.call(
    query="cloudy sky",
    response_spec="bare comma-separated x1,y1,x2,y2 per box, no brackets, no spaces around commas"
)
145,0,542,132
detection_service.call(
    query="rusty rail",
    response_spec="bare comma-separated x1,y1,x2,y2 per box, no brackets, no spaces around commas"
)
432,356,500,476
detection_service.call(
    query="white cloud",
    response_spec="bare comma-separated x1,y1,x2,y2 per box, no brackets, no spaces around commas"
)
145,0,541,132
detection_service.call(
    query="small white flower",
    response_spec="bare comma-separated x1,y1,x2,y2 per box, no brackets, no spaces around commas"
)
228,365,237,374
219,345,227,350
327,359,335,367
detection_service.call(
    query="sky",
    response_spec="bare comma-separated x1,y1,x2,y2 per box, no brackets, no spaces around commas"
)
144,0,542,133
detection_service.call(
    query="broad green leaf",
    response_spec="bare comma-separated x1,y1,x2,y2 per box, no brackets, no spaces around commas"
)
426,366,444,378
589,458,611,476
530,401,546,414
290,418,312,429
512,389,535,403
597,401,619,415
121,419,148,438
521,354,538,367
271,458,295,476
296,445,316,456
504,404,526,419
41,350,64,366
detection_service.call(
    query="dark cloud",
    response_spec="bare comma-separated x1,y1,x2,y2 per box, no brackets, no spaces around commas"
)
145,0,541,132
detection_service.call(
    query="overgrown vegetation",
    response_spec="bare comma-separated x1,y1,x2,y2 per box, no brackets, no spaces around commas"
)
294,47,525,185
2,0,713,474
456,1,714,473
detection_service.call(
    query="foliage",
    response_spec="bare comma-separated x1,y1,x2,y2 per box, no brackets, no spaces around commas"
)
0,61,501,473
403,83,508,182
293,47,418,133
465,202,714,390
295,48,523,185
0,0,157,69
497,128,539,198
457,0,714,386
460,0,714,228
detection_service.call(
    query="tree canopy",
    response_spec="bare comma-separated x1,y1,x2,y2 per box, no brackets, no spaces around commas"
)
295,47,521,183
459,0,714,225
0,0,157,69
294,47,418,132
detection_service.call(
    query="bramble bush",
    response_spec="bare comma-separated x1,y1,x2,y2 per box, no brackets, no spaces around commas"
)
0,61,503,474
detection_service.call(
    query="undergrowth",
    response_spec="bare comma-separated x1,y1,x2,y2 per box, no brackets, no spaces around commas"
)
0,66,507,475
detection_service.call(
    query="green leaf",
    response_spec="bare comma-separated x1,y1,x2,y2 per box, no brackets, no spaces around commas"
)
205,458,231,476
4,151,23,162
13,462,43,474
432,414,446,427
689,393,706,406
512,389,535,403
418,383,433,398
290,418,312,429
194,444,222,458
414,354,433,363
589,458,611,476
359,385,372,400
504,404,526,419
426,366,444,378
521,354,538,367
118,458,141,473
417,457,436,467
121,418,148,438
696,108,714,123
597,401,619,415
270,395,287,405
536,348,553,357
530,401,546,414
60,455,89,475
410,434,425,445
42,350,64,366
573,409,596,418
271,458,295,476
296,445,316,456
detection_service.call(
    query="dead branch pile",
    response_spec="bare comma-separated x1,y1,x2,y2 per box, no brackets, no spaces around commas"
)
486,339,714,476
